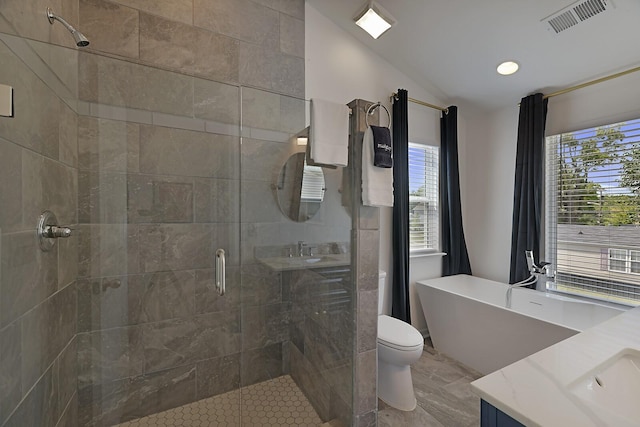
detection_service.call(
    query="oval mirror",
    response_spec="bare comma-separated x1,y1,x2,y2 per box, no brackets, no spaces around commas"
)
275,152,326,222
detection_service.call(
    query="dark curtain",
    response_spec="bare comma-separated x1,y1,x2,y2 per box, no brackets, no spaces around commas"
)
509,93,548,284
441,106,472,276
392,89,411,323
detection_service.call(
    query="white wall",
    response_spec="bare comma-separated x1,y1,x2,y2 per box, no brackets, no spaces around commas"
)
463,106,519,282
305,4,451,331
462,71,640,285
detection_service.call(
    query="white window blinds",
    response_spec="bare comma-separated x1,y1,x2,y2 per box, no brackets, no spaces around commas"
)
545,117,640,306
409,143,439,252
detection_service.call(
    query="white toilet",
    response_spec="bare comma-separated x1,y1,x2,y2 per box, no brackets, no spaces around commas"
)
377,270,424,411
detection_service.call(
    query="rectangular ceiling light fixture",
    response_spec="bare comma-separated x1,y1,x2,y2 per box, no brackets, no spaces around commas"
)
354,1,396,39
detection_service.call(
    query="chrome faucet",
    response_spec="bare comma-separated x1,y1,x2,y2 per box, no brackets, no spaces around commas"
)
506,251,555,308
525,250,553,278
298,241,305,257
525,250,555,292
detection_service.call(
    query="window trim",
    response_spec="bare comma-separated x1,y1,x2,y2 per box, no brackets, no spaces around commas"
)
630,250,640,274
606,248,640,275
608,248,628,273
410,250,447,259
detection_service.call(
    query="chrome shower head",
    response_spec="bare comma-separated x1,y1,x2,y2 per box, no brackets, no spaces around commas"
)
70,29,90,47
46,8,90,47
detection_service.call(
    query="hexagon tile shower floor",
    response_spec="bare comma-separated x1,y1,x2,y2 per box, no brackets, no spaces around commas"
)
117,375,323,427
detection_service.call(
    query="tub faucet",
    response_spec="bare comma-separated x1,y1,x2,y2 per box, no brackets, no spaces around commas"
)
525,250,552,277
506,249,554,308
298,241,305,257
525,250,555,290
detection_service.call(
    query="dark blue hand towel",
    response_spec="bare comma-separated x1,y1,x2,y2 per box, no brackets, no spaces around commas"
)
370,125,393,168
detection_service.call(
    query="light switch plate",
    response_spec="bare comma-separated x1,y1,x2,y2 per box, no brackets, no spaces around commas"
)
0,84,14,117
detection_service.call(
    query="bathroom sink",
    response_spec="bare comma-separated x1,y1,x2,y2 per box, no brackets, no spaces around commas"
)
569,348,640,422
285,255,336,265
304,256,336,264
256,254,348,271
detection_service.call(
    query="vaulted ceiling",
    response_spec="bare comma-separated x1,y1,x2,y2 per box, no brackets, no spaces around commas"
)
308,0,640,111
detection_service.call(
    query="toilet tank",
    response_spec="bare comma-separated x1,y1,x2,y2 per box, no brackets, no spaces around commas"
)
378,270,386,315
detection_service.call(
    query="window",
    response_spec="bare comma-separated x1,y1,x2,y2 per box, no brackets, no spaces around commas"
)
608,248,627,272
606,249,640,274
631,250,640,273
545,117,640,305
409,143,439,252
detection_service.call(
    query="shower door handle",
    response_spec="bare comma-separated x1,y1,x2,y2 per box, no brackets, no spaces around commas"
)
216,249,225,296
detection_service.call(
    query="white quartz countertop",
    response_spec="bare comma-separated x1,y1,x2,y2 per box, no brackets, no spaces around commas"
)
471,305,640,427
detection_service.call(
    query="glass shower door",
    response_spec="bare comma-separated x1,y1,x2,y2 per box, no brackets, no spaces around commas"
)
74,49,243,425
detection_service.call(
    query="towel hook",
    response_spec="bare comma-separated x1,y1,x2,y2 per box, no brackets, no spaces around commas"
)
365,102,391,129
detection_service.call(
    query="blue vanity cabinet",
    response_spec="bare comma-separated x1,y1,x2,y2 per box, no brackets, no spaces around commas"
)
481,400,526,427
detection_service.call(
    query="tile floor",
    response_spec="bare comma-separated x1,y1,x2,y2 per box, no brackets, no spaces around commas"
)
117,375,323,427
378,337,484,427
117,338,482,427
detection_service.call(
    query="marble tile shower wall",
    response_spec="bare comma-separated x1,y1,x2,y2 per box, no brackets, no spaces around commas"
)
0,37,79,427
71,0,307,425
76,0,304,97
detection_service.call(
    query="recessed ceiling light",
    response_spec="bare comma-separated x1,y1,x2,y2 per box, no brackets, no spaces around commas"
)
497,61,519,76
354,1,396,39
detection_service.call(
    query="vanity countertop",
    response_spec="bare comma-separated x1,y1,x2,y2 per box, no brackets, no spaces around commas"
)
471,305,640,427
256,253,350,272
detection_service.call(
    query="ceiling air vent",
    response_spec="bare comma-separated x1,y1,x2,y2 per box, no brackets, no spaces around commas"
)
542,0,613,34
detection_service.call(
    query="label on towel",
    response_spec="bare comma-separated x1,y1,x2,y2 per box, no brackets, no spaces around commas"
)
371,125,393,168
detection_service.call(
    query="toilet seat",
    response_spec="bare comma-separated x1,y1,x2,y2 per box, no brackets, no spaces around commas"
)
378,315,423,351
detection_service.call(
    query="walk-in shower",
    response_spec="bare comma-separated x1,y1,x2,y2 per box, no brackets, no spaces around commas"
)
46,7,90,47
0,1,372,425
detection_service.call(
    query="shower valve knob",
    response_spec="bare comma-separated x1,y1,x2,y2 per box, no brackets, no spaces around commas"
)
43,225,72,238
37,210,73,251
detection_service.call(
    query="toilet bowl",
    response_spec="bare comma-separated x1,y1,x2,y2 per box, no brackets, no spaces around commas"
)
377,271,424,411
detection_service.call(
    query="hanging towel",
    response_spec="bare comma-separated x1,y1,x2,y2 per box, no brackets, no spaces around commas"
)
370,125,393,168
362,126,393,207
310,98,350,167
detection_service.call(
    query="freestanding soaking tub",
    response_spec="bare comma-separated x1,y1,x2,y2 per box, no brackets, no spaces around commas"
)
415,274,625,375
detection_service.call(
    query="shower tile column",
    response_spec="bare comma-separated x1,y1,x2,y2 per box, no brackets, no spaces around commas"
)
347,99,381,426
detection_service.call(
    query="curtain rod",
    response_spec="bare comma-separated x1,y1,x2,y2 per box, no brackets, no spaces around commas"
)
542,65,640,100
391,92,448,113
